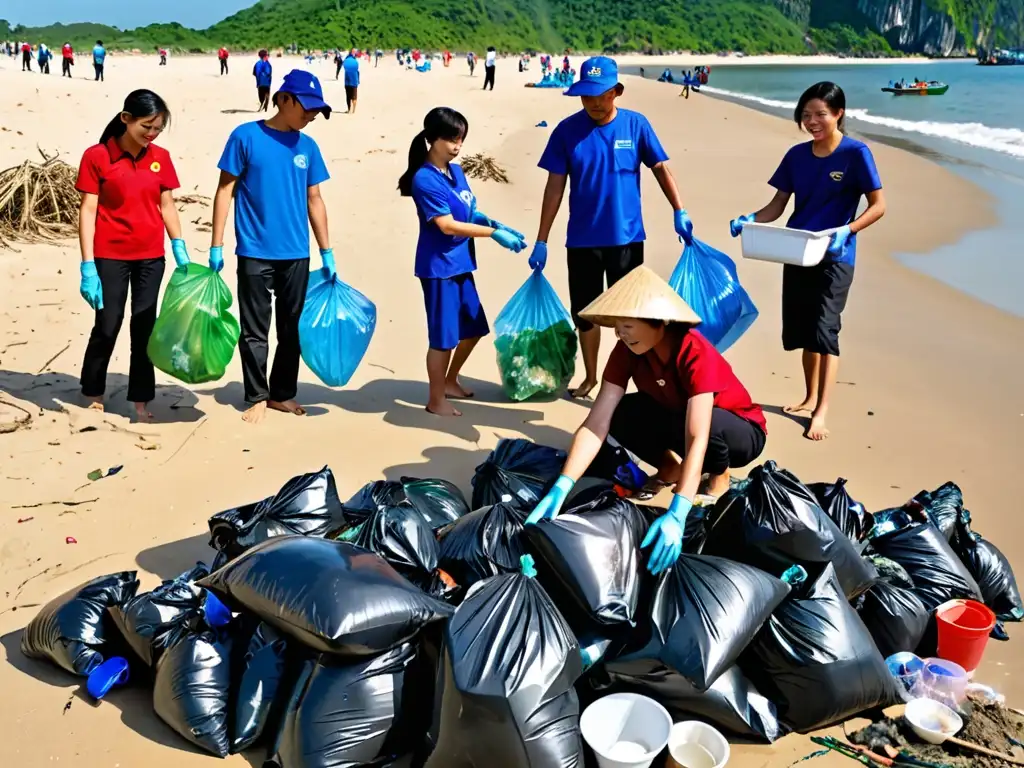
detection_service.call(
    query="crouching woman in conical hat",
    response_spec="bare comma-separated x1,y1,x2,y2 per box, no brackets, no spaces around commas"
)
524,266,767,574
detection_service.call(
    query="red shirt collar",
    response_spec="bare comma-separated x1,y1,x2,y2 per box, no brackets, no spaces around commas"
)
105,137,148,163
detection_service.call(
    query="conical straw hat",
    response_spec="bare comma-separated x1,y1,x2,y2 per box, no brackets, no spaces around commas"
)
578,265,702,327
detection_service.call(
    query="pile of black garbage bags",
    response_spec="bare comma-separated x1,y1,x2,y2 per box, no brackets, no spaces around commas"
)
19,439,1023,766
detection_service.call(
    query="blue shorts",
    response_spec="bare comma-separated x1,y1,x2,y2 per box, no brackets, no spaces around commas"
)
420,273,490,351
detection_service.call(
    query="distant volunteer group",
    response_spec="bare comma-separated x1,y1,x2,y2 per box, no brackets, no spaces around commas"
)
73,53,885,564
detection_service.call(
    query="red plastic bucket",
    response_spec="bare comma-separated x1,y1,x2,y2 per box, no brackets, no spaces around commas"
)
935,599,996,675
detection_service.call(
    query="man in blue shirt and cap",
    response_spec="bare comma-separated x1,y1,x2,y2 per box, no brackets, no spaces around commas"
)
531,56,691,399
342,50,360,114
210,70,336,425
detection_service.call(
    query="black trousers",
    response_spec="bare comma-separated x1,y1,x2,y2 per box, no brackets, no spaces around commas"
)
40,60,50,74
609,392,766,476
94,63,104,81
62,59,72,77
567,242,645,332
220,59,228,75
257,85,270,111
237,256,310,404
781,261,854,356
22,52,31,71
81,257,166,403
483,65,495,90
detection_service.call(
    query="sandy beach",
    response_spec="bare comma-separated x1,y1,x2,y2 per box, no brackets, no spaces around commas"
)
1,52,1021,768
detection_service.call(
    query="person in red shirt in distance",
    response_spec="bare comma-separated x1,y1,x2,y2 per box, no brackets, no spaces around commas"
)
218,46,229,75
76,90,194,421
525,266,767,575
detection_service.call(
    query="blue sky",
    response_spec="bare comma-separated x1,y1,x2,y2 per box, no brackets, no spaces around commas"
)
8,0,259,30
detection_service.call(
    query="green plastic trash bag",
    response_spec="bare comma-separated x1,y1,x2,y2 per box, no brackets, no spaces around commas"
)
494,272,577,402
148,264,240,384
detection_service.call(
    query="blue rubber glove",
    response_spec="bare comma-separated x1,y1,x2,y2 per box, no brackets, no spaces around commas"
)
525,475,575,525
320,247,337,279
642,493,693,575
79,261,103,310
730,213,755,238
827,225,852,256
170,238,189,272
529,241,549,271
208,245,224,273
674,209,694,245
491,229,527,253
473,209,526,242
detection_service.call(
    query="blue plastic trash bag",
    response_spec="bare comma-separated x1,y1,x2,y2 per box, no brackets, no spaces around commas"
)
668,238,758,353
299,271,376,387
493,272,578,401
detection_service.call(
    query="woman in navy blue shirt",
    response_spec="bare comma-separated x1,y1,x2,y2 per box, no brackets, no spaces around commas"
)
398,107,528,417
731,82,886,441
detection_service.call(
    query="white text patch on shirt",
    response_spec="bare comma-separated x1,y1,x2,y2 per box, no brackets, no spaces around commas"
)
614,140,634,150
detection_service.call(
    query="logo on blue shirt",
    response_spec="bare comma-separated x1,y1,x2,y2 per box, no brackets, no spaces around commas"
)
294,154,308,169
830,171,844,182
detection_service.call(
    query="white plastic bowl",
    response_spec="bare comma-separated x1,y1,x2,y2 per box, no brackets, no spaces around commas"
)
905,697,964,745
580,693,673,768
740,222,836,267
668,721,730,768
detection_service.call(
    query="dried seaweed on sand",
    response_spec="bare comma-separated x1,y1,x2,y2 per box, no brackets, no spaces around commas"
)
461,153,510,183
0,148,79,247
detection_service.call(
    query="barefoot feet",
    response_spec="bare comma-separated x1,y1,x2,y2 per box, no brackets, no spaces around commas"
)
444,378,474,399
805,408,830,441
268,399,307,416
426,398,462,417
783,399,817,415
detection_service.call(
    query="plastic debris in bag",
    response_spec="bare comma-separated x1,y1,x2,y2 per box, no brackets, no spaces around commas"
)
951,509,1023,622
21,571,139,676
268,643,418,768
493,271,578,401
299,271,376,387
523,491,648,632
667,237,758,353
209,467,347,561
704,461,877,599
427,558,583,768
401,477,470,530
153,623,234,757
807,478,873,545
471,437,567,510
198,536,452,657
110,563,209,668
603,660,784,743
913,482,963,541
866,554,915,590
353,503,440,590
870,522,982,612
740,564,900,733
232,622,292,753
856,580,929,659
147,263,240,384
437,501,528,590
619,554,790,692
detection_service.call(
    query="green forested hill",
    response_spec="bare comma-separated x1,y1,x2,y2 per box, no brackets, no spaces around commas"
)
2,0,1021,55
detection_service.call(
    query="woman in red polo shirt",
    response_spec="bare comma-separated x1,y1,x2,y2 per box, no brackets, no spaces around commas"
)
76,89,190,420
525,266,767,575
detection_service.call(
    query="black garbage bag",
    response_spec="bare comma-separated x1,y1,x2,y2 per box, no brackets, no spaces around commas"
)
426,566,583,768
352,504,439,590
522,491,648,632
856,580,929,659
870,522,982,611
601,660,785,743
21,571,140,676
866,554,915,590
109,563,208,668
153,623,234,757
740,564,900,733
618,554,790,692
232,622,292,753
209,467,346,560
704,461,877,599
951,511,1023,621
437,501,527,590
914,482,963,541
806,478,873,545
341,479,407,526
470,438,567,510
401,477,471,530
267,643,418,768
198,536,452,656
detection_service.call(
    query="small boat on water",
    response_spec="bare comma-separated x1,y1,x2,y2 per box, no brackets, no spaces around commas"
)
881,80,949,95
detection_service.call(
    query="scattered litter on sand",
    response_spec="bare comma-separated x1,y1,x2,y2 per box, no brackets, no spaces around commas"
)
460,152,510,183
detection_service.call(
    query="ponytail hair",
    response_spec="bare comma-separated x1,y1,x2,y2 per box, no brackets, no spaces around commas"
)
99,89,170,145
397,106,470,197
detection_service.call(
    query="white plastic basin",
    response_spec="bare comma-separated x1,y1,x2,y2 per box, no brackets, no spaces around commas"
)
740,222,836,267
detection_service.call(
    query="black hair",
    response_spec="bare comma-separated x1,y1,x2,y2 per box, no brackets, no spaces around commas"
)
487,46,495,52
795,81,846,133
397,107,470,197
96,40,103,45
100,89,170,145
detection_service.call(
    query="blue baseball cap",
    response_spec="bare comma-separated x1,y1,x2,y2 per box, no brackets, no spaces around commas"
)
277,69,332,118
565,56,620,97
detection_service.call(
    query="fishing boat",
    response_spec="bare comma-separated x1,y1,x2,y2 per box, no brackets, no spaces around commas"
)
881,81,949,95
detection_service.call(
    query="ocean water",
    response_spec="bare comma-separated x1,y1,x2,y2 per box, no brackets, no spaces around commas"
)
626,61,1024,316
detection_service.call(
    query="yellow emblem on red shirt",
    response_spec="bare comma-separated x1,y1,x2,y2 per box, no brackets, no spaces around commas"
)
150,161,161,173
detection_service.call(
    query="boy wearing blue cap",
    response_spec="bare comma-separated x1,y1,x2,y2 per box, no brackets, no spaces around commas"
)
531,56,691,399
210,70,336,425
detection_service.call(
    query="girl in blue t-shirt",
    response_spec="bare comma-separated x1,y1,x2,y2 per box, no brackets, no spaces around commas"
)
398,107,528,417
730,82,886,442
